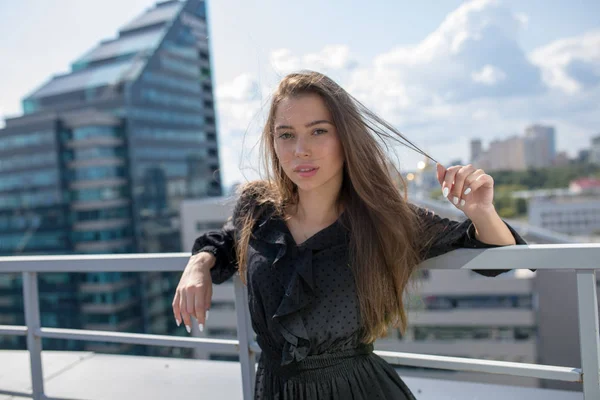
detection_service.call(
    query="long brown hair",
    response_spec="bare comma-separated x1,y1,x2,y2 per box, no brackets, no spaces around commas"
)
234,70,433,343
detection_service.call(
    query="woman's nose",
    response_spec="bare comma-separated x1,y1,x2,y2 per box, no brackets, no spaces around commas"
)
294,138,311,157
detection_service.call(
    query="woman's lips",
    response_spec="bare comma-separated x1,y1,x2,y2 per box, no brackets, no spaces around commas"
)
295,167,319,177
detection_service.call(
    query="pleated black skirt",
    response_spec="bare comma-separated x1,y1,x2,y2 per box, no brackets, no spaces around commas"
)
254,343,417,399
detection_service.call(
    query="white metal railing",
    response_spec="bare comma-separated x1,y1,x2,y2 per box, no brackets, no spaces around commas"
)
0,245,599,399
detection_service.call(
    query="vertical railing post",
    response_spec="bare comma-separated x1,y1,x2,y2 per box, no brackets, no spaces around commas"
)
233,274,256,399
576,270,600,399
23,271,45,400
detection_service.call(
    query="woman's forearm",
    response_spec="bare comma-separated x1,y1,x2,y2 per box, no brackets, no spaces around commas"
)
191,251,217,270
469,206,516,246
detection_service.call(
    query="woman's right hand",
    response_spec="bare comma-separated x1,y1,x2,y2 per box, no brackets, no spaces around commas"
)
172,252,216,333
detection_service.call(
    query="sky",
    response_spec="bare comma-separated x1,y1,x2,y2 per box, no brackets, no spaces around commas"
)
1,0,599,189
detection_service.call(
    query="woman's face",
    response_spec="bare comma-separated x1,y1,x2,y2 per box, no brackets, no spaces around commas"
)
273,93,345,192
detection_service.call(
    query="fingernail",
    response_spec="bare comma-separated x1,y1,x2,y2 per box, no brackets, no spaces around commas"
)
460,199,465,207
185,325,191,333
464,187,471,195
453,196,459,205
206,310,210,321
443,187,449,197
176,319,181,327
199,323,204,332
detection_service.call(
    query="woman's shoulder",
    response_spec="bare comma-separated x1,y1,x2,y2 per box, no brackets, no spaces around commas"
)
234,180,273,205
232,180,279,220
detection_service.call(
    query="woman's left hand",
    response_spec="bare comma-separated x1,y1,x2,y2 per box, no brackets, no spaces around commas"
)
436,163,495,218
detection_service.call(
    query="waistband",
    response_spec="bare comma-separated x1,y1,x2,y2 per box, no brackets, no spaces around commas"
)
259,342,375,382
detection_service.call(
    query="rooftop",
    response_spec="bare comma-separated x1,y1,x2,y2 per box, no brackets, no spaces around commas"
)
25,58,147,100
119,1,183,34
0,350,582,400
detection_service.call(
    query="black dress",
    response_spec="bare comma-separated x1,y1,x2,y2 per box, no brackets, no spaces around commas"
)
192,190,528,399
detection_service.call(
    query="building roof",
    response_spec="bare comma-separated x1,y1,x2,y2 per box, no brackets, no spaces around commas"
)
0,350,583,400
570,177,600,189
119,1,184,34
73,28,166,67
25,58,147,100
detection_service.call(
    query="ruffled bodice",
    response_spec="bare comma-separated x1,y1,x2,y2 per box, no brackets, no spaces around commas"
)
248,207,358,366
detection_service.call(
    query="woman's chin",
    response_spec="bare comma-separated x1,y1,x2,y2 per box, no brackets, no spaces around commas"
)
293,180,320,191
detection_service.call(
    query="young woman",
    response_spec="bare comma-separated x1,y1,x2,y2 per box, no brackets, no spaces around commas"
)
172,71,527,399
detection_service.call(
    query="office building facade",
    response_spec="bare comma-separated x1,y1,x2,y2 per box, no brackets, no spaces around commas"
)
0,0,220,356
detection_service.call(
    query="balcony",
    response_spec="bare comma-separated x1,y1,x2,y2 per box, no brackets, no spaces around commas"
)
0,243,598,399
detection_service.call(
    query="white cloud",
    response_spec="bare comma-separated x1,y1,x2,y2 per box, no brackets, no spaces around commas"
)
530,30,600,94
214,74,270,187
515,12,529,29
358,0,542,107
472,65,507,85
216,73,261,102
270,45,358,76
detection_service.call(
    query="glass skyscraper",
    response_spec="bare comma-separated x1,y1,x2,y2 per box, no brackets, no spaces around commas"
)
0,0,221,357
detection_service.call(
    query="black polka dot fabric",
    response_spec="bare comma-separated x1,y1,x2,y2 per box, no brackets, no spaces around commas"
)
191,190,528,399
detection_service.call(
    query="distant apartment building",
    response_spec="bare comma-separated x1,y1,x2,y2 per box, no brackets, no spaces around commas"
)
469,139,483,164
569,177,600,195
471,124,557,171
0,0,220,357
524,125,556,169
578,149,591,164
552,151,570,166
511,178,600,201
491,135,527,171
528,196,600,235
591,134,600,164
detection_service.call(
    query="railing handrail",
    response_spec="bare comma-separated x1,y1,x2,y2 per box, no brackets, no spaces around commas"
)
0,246,598,399
1,243,599,273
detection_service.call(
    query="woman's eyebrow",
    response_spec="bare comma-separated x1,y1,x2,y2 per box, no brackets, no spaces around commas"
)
275,120,333,130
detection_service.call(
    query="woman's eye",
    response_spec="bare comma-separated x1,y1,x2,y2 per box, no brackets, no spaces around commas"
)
278,130,326,139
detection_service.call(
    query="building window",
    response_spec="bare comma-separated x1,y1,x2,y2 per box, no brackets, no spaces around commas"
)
135,146,207,160
67,147,123,161
207,328,237,338
0,189,61,209
141,71,201,93
71,226,133,242
413,326,535,341
70,126,121,141
130,108,204,126
197,221,225,231
134,162,188,179
160,55,200,78
422,294,533,310
0,170,58,192
0,232,65,251
209,354,239,362
140,88,203,110
0,131,54,151
70,166,126,181
134,127,206,143
0,153,56,173
70,186,128,202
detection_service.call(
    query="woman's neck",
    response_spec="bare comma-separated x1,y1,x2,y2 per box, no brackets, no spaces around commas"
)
291,182,344,226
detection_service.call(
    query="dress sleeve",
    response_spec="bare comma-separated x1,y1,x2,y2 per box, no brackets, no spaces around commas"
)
409,203,529,277
191,193,246,284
